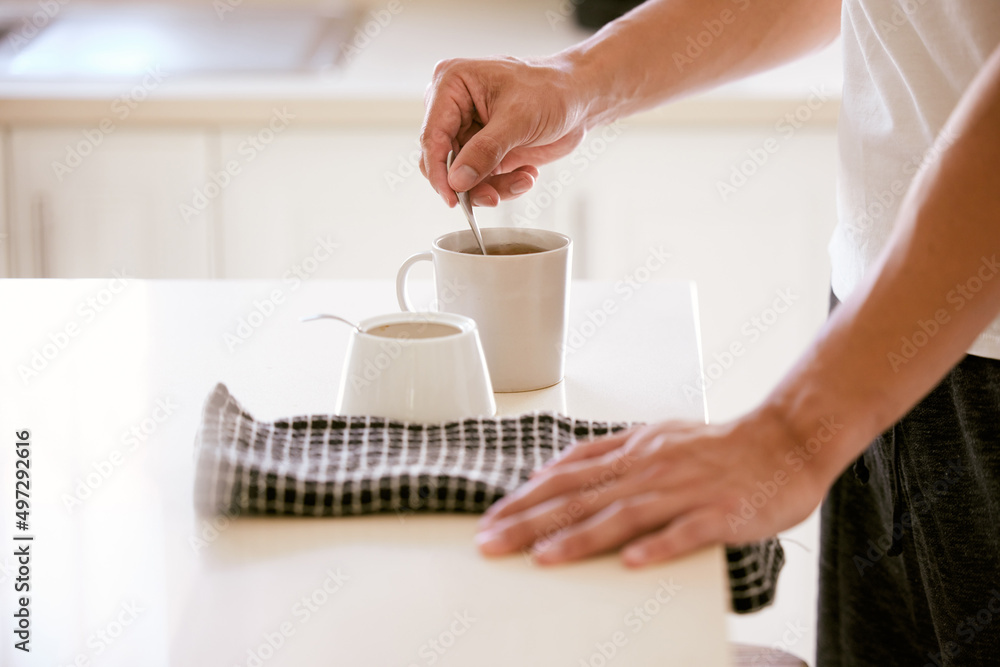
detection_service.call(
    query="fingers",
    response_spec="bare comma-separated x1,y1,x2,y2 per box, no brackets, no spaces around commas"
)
476,495,595,557
621,507,724,567
479,452,630,528
479,462,591,527
420,57,584,207
480,482,717,566
419,75,465,207
532,493,681,565
448,118,527,194
484,431,643,527
467,414,800,569
532,429,634,476
477,466,672,557
465,166,539,207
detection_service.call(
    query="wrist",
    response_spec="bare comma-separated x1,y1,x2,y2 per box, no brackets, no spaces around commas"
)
743,396,861,492
552,38,628,131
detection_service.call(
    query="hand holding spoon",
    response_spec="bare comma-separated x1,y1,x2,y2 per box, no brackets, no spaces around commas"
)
447,149,489,255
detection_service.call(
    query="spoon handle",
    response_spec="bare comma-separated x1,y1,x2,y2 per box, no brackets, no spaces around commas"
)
458,191,488,255
300,314,363,332
448,150,489,255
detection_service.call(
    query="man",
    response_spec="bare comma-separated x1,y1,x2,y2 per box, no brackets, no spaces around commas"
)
418,1,1000,664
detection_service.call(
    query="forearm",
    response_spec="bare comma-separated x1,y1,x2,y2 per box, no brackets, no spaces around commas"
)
559,0,841,128
762,45,1000,485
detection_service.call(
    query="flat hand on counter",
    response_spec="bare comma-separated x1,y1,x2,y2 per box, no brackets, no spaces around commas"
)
476,413,827,567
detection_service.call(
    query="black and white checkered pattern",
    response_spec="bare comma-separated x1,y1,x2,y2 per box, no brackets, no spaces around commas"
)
194,383,784,613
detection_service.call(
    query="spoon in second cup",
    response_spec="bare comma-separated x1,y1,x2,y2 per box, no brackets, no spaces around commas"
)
447,149,489,255
300,313,363,333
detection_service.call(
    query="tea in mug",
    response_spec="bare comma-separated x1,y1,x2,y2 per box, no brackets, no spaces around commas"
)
462,242,547,256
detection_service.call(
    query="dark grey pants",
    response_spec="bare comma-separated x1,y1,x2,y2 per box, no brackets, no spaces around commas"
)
818,295,1000,666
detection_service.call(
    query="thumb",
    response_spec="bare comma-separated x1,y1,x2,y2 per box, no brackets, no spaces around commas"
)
449,122,525,192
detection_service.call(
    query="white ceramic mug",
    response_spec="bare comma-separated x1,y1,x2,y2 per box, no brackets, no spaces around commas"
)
396,228,572,393
335,311,495,423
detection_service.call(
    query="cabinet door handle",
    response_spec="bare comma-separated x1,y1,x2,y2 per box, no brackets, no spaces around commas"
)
33,195,49,278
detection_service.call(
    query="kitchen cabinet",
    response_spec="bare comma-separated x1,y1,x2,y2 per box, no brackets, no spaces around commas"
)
2,125,578,281
216,128,440,279
213,126,573,280
3,124,837,338
524,123,839,417
7,128,214,278
562,127,836,285
495,123,838,352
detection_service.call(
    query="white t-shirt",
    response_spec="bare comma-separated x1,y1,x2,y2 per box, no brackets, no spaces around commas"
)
829,0,1000,359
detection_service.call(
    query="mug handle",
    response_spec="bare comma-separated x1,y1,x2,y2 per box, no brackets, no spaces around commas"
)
396,251,434,311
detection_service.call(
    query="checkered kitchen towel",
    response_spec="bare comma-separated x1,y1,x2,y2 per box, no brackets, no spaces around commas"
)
194,383,784,613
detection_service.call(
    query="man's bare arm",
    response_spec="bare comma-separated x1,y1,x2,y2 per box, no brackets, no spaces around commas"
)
476,43,1000,564
564,0,841,129
420,0,841,206
768,41,1000,489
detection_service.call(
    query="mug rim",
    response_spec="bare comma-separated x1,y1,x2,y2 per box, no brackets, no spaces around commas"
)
355,311,477,342
432,228,571,257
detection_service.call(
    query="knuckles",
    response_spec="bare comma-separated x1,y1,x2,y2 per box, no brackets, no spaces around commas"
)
431,58,457,78
605,498,644,533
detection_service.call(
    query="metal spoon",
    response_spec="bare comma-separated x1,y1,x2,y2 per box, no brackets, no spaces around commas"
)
300,313,363,333
447,149,489,255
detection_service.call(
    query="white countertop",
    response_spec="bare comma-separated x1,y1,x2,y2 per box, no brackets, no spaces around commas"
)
0,279,733,666
0,0,842,125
